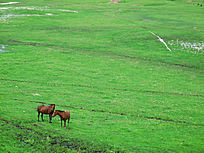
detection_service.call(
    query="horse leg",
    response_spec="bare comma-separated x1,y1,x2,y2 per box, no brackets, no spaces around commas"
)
49,114,52,123
38,112,40,122
41,113,44,122
67,118,70,128
64,120,66,128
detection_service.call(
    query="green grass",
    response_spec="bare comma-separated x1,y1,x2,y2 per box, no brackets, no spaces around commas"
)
0,0,204,152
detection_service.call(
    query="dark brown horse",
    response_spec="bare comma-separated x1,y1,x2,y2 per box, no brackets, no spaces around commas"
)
37,104,55,123
52,110,70,128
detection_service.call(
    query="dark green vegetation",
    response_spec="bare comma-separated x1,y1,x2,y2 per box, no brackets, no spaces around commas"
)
0,0,204,152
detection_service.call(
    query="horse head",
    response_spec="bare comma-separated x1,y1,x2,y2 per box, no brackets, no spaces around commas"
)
52,110,59,117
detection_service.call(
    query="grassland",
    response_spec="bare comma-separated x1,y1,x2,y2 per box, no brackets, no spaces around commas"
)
0,0,204,152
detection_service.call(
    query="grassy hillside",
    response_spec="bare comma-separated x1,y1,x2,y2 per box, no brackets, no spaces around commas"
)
0,0,204,152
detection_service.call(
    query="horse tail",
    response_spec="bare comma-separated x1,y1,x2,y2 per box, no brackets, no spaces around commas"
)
67,111,70,127
68,111,70,119
64,111,70,119
37,105,43,112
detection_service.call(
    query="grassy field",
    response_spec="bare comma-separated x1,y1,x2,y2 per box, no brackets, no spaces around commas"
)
0,0,204,152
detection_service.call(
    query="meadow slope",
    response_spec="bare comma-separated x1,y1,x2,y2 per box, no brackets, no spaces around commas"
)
0,0,204,152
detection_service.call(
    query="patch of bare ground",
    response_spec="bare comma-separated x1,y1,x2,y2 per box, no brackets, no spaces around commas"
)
8,39,56,47
8,39,40,46
110,0,121,4
187,0,195,2
143,18,156,22
0,118,118,152
8,39,57,48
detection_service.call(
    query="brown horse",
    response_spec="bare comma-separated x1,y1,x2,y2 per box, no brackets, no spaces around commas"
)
52,110,70,128
37,104,55,123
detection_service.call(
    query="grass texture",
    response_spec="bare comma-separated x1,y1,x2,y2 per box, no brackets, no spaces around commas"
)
0,0,204,152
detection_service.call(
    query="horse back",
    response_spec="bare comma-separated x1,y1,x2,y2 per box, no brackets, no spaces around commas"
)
38,105,52,114
37,105,44,112
64,111,70,119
